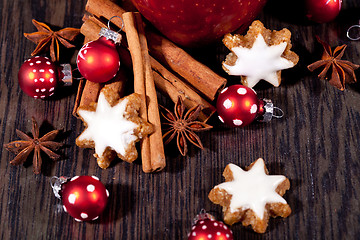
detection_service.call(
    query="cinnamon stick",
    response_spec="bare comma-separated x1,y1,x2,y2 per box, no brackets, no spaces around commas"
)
122,12,166,172
150,58,216,122
146,31,227,101
123,12,153,173
86,0,126,30
134,13,166,172
85,0,226,101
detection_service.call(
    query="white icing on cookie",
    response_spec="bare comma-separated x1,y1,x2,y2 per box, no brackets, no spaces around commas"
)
78,93,138,158
223,34,295,88
215,158,287,220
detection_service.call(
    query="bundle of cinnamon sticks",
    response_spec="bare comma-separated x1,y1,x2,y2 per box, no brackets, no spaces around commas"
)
74,0,227,173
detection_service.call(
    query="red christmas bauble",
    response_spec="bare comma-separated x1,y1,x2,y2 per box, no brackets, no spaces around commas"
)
188,214,233,240
306,0,342,23
216,85,264,127
18,56,58,99
61,176,109,222
77,37,120,83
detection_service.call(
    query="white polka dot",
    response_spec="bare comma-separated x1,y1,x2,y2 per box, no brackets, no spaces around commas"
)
223,99,232,109
35,56,40,58
49,69,54,74
192,226,196,230
39,69,45,72
214,222,218,226
208,234,212,238
202,225,207,230
250,104,257,114
223,225,228,230
34,79,38,83
68,194,76,204
49,92,54,96
220,87,228,94
34,95,38,98
80,213,88,219
106,189,109,197
39,78,45,82
29,63,34,66
46,61,51,65
49,87,55,92
35,89,40,92
199,221,204,224
63,205,67,212
84,50,87,54
237,87,247,95
233,119,243,126
33,69,36,73
40,95,46,98
217,232,221,236
218,116,224,123
70,176,79,181
49,78,54,83
192,232,196,236
36,61,41,64
74,218,82,222
41,88,46,92
87,184,95,192
226,234,230,238
92,216,99,221
91,176,99,181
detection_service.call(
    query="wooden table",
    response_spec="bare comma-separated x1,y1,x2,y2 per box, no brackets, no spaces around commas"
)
1,0,359,239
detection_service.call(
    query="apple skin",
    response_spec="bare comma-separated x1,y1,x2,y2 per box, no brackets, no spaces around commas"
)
131,0,268,47
306,0,342,23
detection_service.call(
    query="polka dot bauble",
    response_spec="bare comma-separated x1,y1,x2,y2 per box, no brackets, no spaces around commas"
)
60,176,109,222
18,56,59,99
216,84,265,127
188,211,233,240
77,36,120,83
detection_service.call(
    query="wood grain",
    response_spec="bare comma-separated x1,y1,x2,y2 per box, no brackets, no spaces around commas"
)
0,0,359,239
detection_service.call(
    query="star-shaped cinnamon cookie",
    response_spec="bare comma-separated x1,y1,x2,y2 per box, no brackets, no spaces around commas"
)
222,20,299,88
76,90,153,169
208,158,291,233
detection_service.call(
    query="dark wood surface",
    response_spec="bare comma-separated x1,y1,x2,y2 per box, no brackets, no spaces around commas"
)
1,0,360,239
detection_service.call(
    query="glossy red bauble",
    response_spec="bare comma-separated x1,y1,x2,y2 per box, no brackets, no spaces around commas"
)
216,85,264,127
306,0,342,23
18,56,58,99
61,176,109,222
77,37,120,83
131,0,267,47
188,216,233,240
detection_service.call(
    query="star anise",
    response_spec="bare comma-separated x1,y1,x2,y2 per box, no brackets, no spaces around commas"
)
160,96,213,156
307,36,359,90
4,117,63,174
24,19,80,62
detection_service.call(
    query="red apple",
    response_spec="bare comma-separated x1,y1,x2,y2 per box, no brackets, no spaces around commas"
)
306,0,342,23
131,0,268,47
